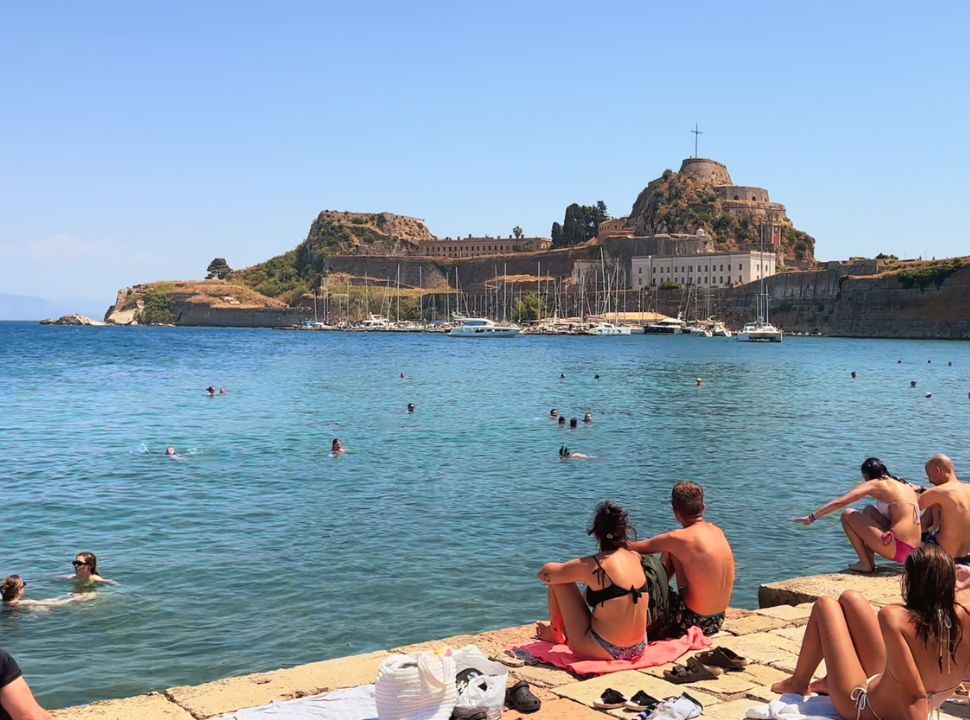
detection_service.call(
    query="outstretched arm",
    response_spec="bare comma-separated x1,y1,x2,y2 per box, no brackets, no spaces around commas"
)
795,482,872,525
628,531,678,556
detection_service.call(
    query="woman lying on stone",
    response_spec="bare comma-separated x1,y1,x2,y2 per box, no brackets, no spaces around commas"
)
771,544,970,720
535,500,649,661
795,457,922,573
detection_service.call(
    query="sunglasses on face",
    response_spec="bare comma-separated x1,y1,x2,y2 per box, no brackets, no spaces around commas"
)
72,561,89,568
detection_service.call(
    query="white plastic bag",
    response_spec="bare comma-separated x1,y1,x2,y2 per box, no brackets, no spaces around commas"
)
451,645,509,720
375,652,457,720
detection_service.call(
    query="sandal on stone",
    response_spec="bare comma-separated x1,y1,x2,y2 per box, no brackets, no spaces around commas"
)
626,690,662,711
694,646,747,670
593,688,628,709
505,680,541,713
663,658,719,684
495,649,526,667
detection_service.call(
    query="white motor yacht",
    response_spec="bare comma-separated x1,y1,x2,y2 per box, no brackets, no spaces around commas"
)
357,314,390,331
447,317,520,338
737,321,783,342
585,322,632,336
644,316,688,335
687,322,713,337
711,321,732,338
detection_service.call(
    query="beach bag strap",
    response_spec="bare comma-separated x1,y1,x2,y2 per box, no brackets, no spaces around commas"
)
417,653,451,690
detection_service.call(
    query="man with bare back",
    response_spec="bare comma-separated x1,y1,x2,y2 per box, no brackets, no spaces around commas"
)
919,454,970,566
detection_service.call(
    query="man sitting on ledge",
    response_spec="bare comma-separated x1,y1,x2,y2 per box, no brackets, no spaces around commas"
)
629,481,735,637
919,454,970,567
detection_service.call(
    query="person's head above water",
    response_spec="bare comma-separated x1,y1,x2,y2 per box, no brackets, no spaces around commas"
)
671,481,705,524
569,417,578,428
925,454,956,486
860,457,892,481
220,387,227,395
206,386,216,396
1,575,25,603
331,438,344,452
902,544,963,666
550,409,558,417
587,500,635,552
73,552,98,578
407,403,415,413
558,416,566,425
165,447,176,456
584,413,593,423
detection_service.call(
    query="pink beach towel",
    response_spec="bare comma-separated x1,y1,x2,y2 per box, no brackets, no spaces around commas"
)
513,626,710,676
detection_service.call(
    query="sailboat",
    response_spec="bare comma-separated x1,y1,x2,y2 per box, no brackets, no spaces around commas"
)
737,225,783,343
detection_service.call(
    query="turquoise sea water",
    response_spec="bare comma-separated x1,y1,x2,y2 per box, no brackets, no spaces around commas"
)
3,322,970,708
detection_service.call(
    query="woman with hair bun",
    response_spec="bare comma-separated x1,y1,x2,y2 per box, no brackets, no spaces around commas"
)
535,501,649,661
771,544,970,720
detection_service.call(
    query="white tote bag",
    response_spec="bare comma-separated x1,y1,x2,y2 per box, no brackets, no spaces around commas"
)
375,652,457,720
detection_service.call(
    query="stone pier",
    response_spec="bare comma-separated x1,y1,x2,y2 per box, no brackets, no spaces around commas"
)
52,571,970,720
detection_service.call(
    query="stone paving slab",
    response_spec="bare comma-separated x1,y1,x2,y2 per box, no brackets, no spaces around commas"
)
517,697,610,719
721,614,790,636
553,669,719,709
714,633,803,667
753,603,813,624
510,663,576,689
758,570,902,608
165,651,388,719
770,625,806,644
53,693,193,720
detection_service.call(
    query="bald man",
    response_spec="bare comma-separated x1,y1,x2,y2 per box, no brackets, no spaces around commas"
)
919,454,970,563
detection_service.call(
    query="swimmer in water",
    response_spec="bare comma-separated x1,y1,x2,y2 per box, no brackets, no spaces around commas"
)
594,374,600,380
400,372,405,379
559,446,590,460
584,413,593,423
569,417,578,428
331,438,345,455
911,380,917,388
560,373,566,380
220,387,228,395
165,447,178,457
550,409,559,418
68,552,115,585
2,575,95,609
696,378,704,386
851,371,857,379
558,416,566,426
407,403,415,413
206,386,216,396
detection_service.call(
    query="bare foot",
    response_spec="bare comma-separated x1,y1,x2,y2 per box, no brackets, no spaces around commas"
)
847,560,876,573
771,676,810,696
535,621,565,644
809,676,829,695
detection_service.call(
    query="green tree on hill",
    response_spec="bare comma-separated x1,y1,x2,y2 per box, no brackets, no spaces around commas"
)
206,258,232,279
551,202,609,248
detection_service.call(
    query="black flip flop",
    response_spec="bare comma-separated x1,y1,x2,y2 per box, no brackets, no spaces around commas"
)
592,687,627,709
626,690,662,711
695,646,747,670
505,680,541,713
663,658,719,684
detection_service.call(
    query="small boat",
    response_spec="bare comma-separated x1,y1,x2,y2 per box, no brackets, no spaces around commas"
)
687,322,713,337
644,315,688,335
585,322,632,336
447,317,520,338
711,321,732,338
737,321,783,342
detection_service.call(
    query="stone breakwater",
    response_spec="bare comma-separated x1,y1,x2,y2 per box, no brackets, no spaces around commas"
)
52,570,969,720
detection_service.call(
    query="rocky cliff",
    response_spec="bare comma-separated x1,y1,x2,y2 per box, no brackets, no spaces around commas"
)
628,158,816,267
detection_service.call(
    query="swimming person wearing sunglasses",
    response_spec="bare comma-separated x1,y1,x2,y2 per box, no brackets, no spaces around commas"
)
67,553,115,586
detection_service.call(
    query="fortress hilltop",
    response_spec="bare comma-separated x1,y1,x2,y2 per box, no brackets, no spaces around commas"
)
623,158,815,266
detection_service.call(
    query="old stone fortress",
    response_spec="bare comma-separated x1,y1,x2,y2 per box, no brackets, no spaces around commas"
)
405,157,794,291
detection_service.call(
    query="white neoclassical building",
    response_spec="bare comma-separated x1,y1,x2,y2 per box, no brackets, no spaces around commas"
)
631,250,777,289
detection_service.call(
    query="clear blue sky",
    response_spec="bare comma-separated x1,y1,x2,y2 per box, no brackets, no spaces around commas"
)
2,1,968,308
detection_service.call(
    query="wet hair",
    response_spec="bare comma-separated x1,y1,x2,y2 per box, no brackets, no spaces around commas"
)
569,418,578,428
331,438,341,450
558,416,566,425
671,481,705,518
902,544,963,670
587,501,636,552
76,551,98,574
2,575,24,602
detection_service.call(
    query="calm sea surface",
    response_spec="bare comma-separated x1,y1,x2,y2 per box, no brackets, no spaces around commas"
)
2,322,969,708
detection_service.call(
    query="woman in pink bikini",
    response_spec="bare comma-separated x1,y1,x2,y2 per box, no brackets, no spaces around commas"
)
795,457,921,573
771,545,970,720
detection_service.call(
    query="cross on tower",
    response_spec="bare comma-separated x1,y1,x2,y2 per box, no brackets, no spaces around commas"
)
691,123,703,158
